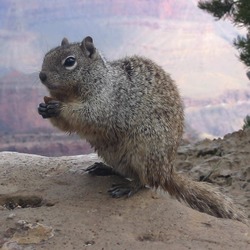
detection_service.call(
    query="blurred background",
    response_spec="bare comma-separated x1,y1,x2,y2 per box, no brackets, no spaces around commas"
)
0,0,249,156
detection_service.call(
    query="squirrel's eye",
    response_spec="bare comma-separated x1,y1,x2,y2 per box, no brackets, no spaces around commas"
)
62,56,77,70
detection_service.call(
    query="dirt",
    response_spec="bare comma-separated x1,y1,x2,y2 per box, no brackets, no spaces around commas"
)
0,129,250,250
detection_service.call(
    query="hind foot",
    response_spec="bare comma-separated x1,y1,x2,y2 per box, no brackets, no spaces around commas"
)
86,163,144,198
108,182,144,198
85,162,121,176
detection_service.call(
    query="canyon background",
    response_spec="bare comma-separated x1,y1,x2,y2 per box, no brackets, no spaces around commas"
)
0,0,249,156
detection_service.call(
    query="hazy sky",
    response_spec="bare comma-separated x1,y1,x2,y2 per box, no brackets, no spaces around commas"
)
0,0,248,98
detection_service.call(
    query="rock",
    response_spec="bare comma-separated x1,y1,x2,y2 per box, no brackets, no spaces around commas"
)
176,129,250,218
6,214,16,220
11,222,54,245
0,151,249,250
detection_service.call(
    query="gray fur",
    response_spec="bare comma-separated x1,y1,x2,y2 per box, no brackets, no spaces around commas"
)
38,36,245,222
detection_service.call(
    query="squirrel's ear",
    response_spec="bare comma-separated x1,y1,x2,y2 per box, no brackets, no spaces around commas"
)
81,36,96,58
61,38,69,46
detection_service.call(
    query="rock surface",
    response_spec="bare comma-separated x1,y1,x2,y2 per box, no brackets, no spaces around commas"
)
0,152,250,250
0,133,250,250
176,128,250,219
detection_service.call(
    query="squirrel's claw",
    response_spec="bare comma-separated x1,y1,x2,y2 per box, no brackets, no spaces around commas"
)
85,162,124,177
85,162,116,176
108,184,132,198
108,183,143,198
38,101,61,119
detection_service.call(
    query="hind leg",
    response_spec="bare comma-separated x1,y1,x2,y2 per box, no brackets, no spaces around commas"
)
86,162,145,197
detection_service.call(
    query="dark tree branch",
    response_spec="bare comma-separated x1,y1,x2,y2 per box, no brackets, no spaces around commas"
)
198,0,250,67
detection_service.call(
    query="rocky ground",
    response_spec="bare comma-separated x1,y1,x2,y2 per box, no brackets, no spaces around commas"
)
176,128,250,218
0,129,249,250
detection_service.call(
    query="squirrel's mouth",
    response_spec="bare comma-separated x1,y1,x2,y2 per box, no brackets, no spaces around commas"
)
45,87,70,102
43,96,54,104
43,82,60,90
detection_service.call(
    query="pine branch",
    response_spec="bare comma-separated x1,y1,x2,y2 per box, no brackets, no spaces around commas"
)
234,35,250,67
198,0,250,67
198,0,236,20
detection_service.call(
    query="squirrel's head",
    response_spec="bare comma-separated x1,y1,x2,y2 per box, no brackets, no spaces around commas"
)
39,36,102,101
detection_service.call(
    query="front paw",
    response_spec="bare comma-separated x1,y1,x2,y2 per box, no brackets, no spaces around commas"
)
38,100,61,119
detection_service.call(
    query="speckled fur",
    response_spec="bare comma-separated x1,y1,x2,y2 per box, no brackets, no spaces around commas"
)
39,36,245,221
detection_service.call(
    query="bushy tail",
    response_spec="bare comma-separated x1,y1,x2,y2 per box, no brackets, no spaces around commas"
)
163,172,246,222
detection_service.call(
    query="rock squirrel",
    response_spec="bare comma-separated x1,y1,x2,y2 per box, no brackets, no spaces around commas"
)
38,36,245,221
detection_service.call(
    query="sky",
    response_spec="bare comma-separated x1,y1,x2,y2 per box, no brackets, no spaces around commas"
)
0,0,248,98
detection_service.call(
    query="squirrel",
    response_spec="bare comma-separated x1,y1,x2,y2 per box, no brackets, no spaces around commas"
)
38,36,245,221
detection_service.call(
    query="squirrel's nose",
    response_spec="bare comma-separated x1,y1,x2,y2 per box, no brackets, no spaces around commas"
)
39,71,47,82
